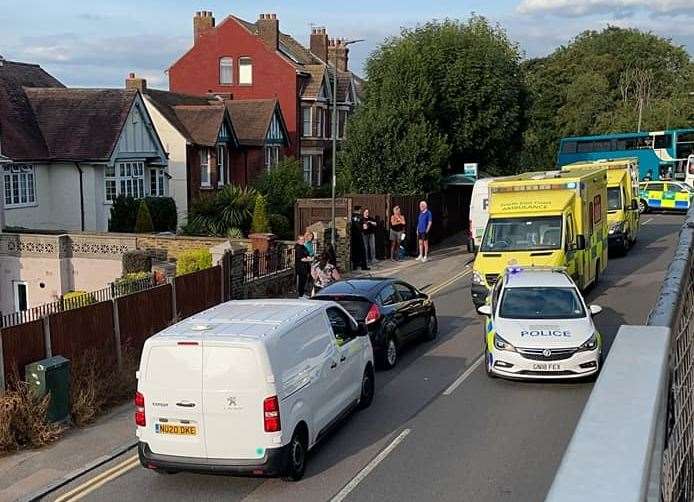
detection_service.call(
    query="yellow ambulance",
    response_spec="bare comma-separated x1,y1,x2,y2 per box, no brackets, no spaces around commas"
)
562,158,640,255
471,169,608,307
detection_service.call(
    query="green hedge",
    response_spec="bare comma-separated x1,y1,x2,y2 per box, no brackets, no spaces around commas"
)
108,196,177,233
176,249,212,276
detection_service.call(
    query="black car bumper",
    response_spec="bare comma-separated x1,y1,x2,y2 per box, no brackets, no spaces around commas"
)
138,442,289,477
471,284,489,308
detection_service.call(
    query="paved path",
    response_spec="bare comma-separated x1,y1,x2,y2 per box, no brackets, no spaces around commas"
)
43,214,682,502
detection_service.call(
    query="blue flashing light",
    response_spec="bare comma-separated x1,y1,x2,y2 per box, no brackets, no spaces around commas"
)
508,266,522,274
566,182,577,189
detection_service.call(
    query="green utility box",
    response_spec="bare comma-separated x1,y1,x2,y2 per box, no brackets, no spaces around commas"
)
25,356,70,423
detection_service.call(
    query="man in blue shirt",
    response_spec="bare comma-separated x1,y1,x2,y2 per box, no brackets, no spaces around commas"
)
417,200,433,262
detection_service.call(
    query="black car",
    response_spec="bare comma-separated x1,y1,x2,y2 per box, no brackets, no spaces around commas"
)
313,278,438,370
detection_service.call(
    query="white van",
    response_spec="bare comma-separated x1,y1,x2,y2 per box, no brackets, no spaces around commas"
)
135,299,374,481
468,177,495,252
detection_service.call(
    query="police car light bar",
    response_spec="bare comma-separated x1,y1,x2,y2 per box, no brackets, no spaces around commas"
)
504,265,568,274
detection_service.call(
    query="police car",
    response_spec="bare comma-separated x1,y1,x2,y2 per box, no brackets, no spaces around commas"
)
477,267,603,380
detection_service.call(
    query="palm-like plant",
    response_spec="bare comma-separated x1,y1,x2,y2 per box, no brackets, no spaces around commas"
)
188,185,258,236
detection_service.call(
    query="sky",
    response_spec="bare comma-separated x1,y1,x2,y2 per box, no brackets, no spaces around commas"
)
2,0,693,89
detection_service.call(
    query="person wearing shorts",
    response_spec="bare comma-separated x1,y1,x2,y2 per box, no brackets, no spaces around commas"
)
417,201,432,262
389,206,406,261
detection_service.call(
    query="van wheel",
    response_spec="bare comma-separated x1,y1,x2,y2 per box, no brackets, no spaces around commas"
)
358,365,375,410
381,335,399,370
283,429,307,481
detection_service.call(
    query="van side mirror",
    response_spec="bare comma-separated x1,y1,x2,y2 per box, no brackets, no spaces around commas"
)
576,235,586,251
355,321,369,337
418,291,429,300
631,199,639,211
589,305,603,316
477,305,492,316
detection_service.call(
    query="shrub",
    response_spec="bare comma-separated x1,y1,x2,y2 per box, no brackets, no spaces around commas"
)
144,197,177,232
108,195,138,232
251,194,270,234
187,185,257,236
269,213,292,240
62,291,96,310
254,158,311,217
227,227,243,239
0,378,64,453
176,249,212,275
114,272,153,295
134,200,154,233
122,250,151,274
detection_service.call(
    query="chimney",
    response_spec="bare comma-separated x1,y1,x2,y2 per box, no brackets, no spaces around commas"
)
257,13,279,50
126,72,147,93
193,11,215,43
328,38,349,72
310,27,329,62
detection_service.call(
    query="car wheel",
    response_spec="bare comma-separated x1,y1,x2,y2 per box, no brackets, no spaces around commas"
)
358,365,375,410
484,347,496,379
638,199,648,214
282,428,307,481
381,335,399,370
424,315,438,341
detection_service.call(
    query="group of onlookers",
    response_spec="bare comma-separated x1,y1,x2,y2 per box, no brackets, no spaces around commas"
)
294,231,340,297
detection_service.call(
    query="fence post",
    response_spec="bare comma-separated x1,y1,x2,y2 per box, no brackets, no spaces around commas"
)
171,277,178,322
112,299,123,371
220,260,225,304
0,331,5,393
42,315,52,358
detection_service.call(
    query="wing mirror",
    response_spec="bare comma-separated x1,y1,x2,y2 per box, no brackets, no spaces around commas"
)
418,291,429,300
355,321,369,337
477,305,492,316
576,235,586,251
631,199,639,211
589,305,603,316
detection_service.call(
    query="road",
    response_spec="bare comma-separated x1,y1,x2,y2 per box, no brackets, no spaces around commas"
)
50,214,683,502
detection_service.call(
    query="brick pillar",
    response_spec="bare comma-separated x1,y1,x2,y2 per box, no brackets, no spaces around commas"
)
248,233,277,253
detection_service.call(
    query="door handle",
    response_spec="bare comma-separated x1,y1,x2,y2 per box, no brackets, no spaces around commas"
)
330,361,338,369
340,355,346,362
176,401,196,408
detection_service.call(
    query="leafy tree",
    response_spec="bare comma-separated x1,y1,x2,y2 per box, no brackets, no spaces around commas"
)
134,200,154,233
251,194,270,234
340,16,526,192
254,158,310,221
522,26,694,170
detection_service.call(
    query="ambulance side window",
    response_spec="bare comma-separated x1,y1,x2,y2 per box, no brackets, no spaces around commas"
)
588,202,594,236
566,214,575,250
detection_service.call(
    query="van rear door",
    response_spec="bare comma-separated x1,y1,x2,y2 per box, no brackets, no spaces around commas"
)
141,340,206,458
202,342,267,460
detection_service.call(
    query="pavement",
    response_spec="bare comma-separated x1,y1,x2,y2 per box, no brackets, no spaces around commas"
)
3,214,683,502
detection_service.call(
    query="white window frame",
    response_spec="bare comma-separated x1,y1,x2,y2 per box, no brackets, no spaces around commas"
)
13,280,28,312
105,161,146,202
219,57,233,85
265,145,280,171
217,144,226,186
200,148,211,187
315,107,323,139
149,168,166,197
302,107,312,137
3,164,36,208
302,155,312,184
239,57,253,85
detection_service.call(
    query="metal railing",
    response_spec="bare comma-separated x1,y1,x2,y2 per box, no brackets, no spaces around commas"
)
0,275,156,329
242,247,294,283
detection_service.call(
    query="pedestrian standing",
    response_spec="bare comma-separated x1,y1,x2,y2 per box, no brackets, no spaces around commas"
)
324,242,338,268
304,231,316,258
311,251,341,295
417,200,433,263
389,206,406,261
361,208,378,266
294,235,311,297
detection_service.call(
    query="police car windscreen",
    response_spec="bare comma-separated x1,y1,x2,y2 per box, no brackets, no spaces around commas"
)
481,216,562,252
607,187,622,211
499,287,586,320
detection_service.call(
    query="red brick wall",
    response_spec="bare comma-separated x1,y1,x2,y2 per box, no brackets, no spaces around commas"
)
230,147,267,186
170,17,300,157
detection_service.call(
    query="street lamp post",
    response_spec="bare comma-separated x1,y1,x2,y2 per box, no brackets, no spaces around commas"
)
331,38,363,245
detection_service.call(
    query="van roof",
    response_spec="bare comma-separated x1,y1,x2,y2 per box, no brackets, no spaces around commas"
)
492,169,604,185
151,299,328,342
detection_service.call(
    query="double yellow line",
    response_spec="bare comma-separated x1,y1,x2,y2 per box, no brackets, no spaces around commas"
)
426,267,472,297
55,454,139,501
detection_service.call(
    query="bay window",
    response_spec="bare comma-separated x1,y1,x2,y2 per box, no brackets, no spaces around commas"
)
105,161,146,202
302,107,312,137
3,164,36,208
217,144,226,186
150,168,166,196
265,145,280,170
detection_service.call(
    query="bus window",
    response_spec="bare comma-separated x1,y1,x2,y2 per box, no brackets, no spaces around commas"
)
577,141,593,153
676,132,694,158
654,134,672,149
561,141,577,154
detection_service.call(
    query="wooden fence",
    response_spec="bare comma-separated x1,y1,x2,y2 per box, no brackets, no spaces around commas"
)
175,266,222,319
1,320,45,385
116,285,173,354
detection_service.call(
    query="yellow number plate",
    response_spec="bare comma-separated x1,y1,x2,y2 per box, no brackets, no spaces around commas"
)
156,424,197,436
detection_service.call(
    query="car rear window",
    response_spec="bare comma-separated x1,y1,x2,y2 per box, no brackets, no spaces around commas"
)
315,296,372,320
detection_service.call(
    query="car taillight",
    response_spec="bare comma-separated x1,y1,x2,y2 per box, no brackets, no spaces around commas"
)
135,391,146,427
365,303,381,325
263,396,281,432
689,163,694,175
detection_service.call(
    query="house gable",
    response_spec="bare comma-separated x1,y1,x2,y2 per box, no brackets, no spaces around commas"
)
266,107,287,146
112,94,167,163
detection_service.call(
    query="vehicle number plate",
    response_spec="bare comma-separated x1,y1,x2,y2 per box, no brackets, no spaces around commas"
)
532,363,561,371
155,424,197,436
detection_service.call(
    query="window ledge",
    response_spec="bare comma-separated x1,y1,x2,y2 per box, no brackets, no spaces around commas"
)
4,202,39,210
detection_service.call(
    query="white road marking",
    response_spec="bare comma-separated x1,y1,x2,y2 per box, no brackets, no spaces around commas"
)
443,355,484,396
643,218,653,224
330,428,412,502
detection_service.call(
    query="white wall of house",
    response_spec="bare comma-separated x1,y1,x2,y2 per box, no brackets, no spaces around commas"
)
143,96,189,226
0,256,69,314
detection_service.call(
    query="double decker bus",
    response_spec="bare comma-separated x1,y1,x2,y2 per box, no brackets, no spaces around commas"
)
557,129,694,185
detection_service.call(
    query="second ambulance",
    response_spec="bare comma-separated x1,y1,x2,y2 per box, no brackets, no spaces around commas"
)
471,168,608,308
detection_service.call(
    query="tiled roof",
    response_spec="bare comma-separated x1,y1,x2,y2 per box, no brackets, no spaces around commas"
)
24,88,138,160
301,65,327,99
225,99,287,146
145,89,228,146
0,60,64,160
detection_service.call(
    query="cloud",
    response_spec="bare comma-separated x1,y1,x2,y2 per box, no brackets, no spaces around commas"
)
517,0,694,17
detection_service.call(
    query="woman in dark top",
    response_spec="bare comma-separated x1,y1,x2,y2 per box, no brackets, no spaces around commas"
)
389,206,406,261
361,208,378,265
324,242,338,268
294,235,311,297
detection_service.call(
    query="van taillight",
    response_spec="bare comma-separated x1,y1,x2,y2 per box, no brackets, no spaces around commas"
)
135,392,146,427
263,396,281,432
365,303,381,325
689,163,694,175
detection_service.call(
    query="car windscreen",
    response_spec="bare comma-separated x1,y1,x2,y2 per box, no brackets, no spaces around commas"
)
313,295,372,320
480,216,562,252
607,187,622,211
499,286,586,319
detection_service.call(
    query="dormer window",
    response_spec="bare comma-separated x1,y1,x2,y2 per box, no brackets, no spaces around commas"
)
219,57,233,85
239,57,253,85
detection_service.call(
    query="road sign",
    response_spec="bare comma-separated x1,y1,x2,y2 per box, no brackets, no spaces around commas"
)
464,163,478,180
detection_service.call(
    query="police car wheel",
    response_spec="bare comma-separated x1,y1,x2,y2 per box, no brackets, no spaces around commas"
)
484,348,496,379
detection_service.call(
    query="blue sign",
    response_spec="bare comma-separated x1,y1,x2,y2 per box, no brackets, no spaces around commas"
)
464,163,478,179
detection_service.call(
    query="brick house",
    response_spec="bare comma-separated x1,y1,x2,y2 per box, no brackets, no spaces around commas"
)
168,11,361,186
129,75,289,224
0,59,168,233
